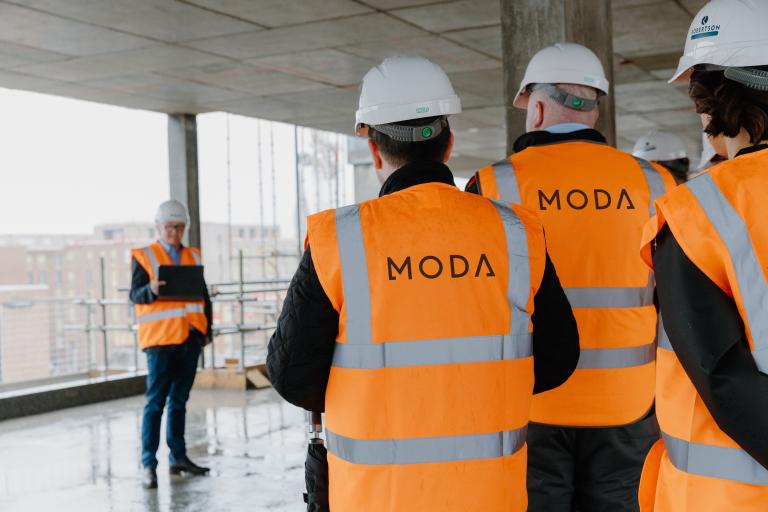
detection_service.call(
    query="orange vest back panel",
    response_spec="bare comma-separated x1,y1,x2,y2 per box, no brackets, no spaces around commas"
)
639,150,768,511
131,242,207,349
307,183,546,512
477,141,675,426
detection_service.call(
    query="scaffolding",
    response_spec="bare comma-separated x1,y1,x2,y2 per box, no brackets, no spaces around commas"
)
0,253,288,391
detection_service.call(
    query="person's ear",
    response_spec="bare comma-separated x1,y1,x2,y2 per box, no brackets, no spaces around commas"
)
367,138,383,170
442,132,454,163
533,100,545,130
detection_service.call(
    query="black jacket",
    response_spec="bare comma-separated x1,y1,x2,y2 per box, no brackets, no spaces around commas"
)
268,160,579,412
653,144,768,470
129,248,213,340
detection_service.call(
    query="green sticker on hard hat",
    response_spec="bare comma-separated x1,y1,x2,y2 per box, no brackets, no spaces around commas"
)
422,127,433,138
571,97,583,108
416,106,430,114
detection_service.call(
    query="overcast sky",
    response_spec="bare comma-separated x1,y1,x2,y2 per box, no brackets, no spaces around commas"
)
0,88,169,234
0,87,330,237
0,88,470,240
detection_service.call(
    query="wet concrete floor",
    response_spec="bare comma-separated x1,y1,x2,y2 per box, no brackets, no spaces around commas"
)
0,389,306,511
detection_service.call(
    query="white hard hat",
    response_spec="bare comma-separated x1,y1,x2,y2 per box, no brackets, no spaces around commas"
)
355,55,461,135
514,43,610,109
155,200,188,224
671,0,768,83
632,131,688,161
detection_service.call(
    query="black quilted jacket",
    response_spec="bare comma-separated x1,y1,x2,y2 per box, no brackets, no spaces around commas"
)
267,161,579,412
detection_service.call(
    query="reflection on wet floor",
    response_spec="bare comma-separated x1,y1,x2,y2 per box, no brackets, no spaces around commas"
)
0,389,306,512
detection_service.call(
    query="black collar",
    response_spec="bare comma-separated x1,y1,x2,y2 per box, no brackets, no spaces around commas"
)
736,144,768,158
379,161,456,197
513,128,607,153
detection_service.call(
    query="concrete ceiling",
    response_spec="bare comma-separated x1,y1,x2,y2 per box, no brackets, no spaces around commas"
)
0,0,708,175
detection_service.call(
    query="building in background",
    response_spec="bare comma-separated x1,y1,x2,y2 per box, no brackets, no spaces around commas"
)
0,284,51,384
0,221,293,385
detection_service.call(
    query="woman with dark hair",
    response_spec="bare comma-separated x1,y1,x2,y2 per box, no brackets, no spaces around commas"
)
638,1,768,510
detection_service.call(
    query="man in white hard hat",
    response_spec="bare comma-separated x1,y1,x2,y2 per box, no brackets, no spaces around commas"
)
267,55,580,511
467,42,676,511
639,1,768,509
633,131,691,184
130,200,212,489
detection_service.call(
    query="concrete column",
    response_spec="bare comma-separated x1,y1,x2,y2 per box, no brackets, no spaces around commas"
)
167,114,201,249
500,0,615,152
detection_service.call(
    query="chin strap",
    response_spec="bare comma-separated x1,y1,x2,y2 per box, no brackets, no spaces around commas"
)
724,67,768,91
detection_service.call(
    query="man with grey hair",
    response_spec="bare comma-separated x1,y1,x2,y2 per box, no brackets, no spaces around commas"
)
467,43,675,511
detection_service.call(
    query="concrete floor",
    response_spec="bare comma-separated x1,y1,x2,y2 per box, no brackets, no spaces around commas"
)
0,389,306,512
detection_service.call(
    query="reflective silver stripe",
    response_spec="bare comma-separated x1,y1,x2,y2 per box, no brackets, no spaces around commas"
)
142,246,160,277
137,308,187,324
326,425,527,466
190,249,201,265
529,160,659,310
332,333,532,369
491,201,532,346
491,159,521,204
334,205,372,346
657,314,673,351
663,432,768,486
635,157,666,216
564,281,654,309
185,303,204,314
687,174,768,372
576,342,655,369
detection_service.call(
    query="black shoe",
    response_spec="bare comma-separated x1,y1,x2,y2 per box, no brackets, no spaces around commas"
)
142,467,158,489
169,457,210,476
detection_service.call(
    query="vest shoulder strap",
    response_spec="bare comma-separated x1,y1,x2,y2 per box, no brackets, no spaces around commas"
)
132,245,158,277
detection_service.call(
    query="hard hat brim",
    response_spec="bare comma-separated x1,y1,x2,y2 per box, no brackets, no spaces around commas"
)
632,149,689,161
670,43,768,83
513,86,529,109
355,96,461,130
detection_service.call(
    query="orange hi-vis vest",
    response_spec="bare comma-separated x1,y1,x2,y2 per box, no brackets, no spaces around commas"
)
307,182,547,512
638,149,768,511
476,140,676,426
131,242,208,350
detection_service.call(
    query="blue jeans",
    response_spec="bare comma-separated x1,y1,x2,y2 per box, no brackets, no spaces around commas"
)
141,334,201,469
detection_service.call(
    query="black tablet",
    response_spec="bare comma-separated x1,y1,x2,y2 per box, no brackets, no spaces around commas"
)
158,265,206,300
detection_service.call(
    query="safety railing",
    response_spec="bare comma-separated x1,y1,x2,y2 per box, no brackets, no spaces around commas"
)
0,252,289,391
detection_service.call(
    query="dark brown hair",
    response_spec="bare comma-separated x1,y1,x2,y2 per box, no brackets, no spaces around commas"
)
689,67,768,144
369,116,451,168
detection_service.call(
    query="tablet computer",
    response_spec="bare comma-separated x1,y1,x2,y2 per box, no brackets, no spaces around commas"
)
158,265,206,300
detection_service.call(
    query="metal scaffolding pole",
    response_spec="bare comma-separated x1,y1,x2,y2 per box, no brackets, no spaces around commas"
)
256,120,266,280
238,249,246,373
99,256,108,375
226,113,233,283
294,125,303,257
270,122,278,276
